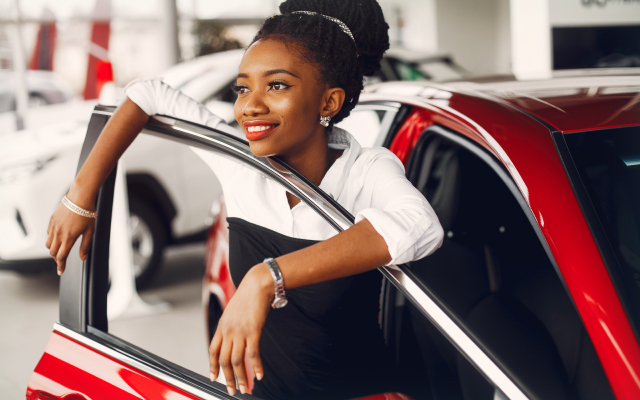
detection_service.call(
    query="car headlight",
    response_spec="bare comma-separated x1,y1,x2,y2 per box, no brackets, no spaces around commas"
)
0,155,57,184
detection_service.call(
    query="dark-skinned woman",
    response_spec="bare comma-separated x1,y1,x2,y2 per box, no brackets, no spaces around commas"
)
46,1,444,399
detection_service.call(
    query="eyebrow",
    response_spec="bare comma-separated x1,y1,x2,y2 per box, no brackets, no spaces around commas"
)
237,69,300,79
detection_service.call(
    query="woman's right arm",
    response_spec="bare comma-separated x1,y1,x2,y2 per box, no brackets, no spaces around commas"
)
46,98,149,275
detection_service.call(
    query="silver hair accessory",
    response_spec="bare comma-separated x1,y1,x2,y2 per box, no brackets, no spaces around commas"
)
290,11,359,56
320,115,331,127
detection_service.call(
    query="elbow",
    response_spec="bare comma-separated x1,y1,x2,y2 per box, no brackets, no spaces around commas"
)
434,220,445,252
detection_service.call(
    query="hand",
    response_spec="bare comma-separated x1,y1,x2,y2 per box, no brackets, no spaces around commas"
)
46,196,96,275
209,263,273,395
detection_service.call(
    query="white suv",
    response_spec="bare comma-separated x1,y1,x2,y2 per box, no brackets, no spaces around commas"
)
0,50,244,287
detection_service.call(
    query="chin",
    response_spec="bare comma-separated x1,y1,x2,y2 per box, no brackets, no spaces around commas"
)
248,141,276,158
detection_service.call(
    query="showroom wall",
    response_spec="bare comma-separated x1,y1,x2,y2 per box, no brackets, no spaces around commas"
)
435,0,512,76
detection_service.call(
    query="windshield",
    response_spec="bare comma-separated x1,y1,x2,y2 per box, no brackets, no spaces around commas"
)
565,125,640,330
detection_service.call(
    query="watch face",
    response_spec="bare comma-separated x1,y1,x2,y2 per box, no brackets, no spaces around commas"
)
272,297,288,309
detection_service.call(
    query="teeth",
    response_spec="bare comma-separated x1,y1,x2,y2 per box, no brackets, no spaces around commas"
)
247,125,274,132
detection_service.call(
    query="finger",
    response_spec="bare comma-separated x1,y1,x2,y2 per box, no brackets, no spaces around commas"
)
49,233,61,259
208,332,223,381
231,339,248,395
246,336,264,381
219,339,236,395
79,227,94,261
47,218,52,236
56,240,72,276
46,227,54,249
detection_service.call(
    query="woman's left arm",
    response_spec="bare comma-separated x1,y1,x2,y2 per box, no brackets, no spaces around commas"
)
210,152,444,395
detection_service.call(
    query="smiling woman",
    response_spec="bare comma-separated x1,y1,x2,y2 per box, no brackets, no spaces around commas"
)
44,1,445,399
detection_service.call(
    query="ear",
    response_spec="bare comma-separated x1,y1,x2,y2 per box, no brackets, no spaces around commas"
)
320,87,346,119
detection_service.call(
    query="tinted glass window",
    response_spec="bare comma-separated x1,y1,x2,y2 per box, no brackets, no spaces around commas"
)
403,130,613,400
382,282,508,400
565,125,640,332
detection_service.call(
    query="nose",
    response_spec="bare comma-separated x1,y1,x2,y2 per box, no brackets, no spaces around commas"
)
240,90,269,116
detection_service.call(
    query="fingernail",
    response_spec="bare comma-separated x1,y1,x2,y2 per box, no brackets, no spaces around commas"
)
256,372,263,380
57,269,62,276
239,384,246,394
227,386,235,395
209,372,214,382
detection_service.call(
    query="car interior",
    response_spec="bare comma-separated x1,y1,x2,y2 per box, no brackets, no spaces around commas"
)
381,125,615,400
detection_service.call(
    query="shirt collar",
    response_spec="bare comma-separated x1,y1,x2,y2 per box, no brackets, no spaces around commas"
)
319,127,362,200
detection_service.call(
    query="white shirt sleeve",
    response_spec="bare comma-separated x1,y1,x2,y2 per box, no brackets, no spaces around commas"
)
354,152,444,266
124,77,245,139
123,77,246,178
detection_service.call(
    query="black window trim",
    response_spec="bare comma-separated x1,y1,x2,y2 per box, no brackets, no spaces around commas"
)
553,125,640,344
59,105,528,400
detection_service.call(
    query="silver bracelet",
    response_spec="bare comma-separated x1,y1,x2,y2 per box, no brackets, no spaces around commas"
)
61,196,97,219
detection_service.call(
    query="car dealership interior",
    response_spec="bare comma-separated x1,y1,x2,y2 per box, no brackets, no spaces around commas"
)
1,1,639,399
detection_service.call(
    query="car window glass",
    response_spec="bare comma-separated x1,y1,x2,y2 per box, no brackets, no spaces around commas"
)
403,130,614,400
104,124,351,393
107,134,220,377
335,109,386,148
383,282,509,400
564,125,640,333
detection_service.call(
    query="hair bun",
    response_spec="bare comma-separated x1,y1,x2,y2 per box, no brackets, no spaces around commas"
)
280,0,390,76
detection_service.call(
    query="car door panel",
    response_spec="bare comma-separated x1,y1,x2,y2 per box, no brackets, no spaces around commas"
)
28,331,200,400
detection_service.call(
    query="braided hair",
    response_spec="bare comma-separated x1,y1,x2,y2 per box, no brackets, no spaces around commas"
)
250,0,390,128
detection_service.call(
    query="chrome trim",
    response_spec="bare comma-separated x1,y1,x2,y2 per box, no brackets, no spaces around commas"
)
92,109,115,117
89,106,528,399
378,267,528,400
53,323,227,400
95,109,353,232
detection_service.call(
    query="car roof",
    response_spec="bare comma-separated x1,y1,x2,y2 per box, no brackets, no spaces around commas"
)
366,72,640,132
160,49,244,88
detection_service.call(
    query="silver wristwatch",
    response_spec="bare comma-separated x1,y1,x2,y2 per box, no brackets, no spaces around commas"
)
263,258,288,309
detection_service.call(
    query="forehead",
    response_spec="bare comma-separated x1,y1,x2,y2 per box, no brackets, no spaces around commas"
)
238,38,312,76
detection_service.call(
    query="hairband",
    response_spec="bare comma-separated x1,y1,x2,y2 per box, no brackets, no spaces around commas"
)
290,11,359,56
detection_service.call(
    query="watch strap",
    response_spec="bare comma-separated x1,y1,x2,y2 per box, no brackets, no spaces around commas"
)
263,258,287,308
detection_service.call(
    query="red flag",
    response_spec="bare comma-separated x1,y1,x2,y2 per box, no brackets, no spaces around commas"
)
83,0,112,100
28,9,57,71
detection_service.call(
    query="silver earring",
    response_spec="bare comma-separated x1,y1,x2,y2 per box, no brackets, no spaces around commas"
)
320,115,331,127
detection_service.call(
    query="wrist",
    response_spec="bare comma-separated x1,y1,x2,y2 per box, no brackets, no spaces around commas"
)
247,262,275,301
67,182,97,211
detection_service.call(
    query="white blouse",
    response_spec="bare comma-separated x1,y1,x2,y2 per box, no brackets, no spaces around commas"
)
124,78,444,265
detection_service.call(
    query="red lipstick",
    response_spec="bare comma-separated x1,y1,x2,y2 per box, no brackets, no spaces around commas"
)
243,121,279,141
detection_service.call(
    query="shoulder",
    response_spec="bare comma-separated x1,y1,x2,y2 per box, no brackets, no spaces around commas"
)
354,146,406,177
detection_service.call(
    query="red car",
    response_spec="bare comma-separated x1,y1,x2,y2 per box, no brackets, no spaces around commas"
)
203,73,640,399
29,71,640,400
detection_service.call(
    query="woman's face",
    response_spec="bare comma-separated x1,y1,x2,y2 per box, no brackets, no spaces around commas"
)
233,38,340,158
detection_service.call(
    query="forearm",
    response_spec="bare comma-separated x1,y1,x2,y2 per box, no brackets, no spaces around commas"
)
67,98,149,209
246,218,392,294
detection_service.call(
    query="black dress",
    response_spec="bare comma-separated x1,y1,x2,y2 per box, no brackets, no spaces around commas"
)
227,217,398,400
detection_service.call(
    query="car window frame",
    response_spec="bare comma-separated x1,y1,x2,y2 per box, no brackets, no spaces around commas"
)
57,105,529,400
399,123,587,399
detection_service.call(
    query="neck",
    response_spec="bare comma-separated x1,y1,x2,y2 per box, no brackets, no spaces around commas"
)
281,126,341,187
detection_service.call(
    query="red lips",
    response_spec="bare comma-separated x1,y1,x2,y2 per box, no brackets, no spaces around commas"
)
243,121,280,141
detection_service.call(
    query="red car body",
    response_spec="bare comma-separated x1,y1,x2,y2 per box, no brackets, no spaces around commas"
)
203,73,640,399
27,72,640,400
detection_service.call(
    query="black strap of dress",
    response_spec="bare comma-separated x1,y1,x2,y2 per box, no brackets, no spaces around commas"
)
227,217,397,400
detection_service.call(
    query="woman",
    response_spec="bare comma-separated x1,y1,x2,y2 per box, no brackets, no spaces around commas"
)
46,1,444,399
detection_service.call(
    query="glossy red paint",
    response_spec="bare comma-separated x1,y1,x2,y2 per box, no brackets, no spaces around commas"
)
27,331,200,400
203,200,235,311
474,78,640,133
388,108,433,165
378,84,640,399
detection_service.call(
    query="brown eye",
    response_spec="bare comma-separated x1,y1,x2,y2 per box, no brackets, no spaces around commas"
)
232,83,249,94
268,81,291,91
